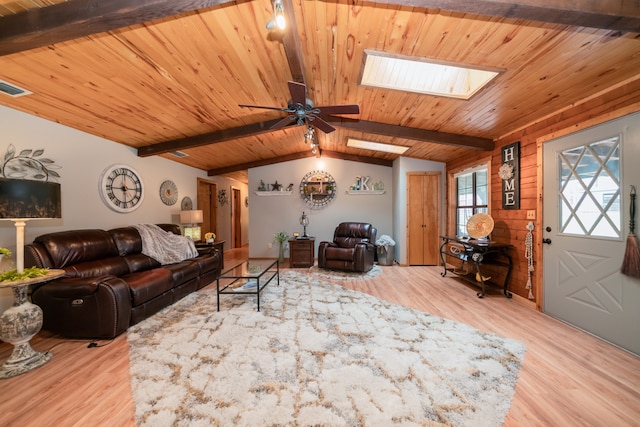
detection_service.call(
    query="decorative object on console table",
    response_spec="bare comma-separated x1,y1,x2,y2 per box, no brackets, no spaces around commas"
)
289,238,315,268
466,213,495,240
0,178,63,379
499,141,520,209
180,209,203,241
204,232,216,244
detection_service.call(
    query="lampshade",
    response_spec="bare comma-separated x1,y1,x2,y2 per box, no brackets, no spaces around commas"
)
180,209,203,224
0,178,62,274
0,178,62,219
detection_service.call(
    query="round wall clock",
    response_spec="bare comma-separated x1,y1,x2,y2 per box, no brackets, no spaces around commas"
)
159,180,178,206
299,170,337,209
99,164,144,213
181,196,193,210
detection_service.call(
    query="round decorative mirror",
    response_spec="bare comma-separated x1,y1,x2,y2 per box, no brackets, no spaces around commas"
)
299,170,336,208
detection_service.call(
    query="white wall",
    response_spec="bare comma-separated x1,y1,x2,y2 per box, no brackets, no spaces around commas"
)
248,157,394,259
392,156,446,265
0,105,246,311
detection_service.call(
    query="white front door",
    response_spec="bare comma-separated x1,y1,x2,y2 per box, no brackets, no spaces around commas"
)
543,112,640,356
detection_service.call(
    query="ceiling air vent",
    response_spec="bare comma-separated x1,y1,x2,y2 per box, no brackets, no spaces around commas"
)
0,79,32,97
169,151,188,158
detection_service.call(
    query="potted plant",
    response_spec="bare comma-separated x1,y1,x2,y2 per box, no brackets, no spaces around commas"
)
274,231,289,264
0,247,10,261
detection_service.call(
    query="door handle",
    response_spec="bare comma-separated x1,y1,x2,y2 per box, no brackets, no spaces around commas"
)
542,238,552,244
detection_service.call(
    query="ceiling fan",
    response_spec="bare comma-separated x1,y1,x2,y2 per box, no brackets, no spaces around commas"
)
239,81,360,133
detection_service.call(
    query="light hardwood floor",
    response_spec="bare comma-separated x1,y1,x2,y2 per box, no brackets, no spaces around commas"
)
1,246,638,426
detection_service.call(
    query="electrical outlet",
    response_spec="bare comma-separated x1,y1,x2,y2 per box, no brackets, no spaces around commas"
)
527,210,536,220
268,242,272,249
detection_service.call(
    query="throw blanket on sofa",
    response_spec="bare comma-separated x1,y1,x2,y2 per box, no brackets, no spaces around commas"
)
133,224,198,265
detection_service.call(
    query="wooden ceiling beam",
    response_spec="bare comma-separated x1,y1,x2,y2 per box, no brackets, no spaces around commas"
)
381,0,640,32
0,0,234,57
137,119,288,157
323,118,494,151
1,0,638,58
138,117,493,157
207,149,393,175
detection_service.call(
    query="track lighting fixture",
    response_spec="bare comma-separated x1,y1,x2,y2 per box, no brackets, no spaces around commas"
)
265,0,286,30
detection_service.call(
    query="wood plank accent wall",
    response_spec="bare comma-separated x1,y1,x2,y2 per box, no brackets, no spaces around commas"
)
446,80,640,307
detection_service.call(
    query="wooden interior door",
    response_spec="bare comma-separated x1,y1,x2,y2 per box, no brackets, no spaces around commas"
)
407,172,441,265
197,179,217,238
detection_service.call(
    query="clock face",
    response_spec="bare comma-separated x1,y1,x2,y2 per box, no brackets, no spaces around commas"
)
99,164,144,213
159,180,178,206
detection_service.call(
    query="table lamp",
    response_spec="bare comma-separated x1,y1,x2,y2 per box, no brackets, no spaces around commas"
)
299,211,309,238
180,209,203,241
0,178,62,379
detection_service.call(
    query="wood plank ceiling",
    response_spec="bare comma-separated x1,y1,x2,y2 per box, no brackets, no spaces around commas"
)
0,0,639,184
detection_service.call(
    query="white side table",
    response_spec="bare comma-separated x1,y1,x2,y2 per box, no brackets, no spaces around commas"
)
0,269,65,379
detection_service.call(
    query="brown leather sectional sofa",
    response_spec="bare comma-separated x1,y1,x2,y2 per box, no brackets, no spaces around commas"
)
26,224,221,339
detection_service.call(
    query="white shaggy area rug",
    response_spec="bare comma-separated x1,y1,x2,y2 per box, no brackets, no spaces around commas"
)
308,264,382,280
127,270,525,427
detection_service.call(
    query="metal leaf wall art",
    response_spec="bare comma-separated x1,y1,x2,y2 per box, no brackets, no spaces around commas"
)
1,144,61,181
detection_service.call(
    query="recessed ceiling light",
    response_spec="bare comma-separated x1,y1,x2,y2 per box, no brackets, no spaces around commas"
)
360,50,501,100
347,138,409,154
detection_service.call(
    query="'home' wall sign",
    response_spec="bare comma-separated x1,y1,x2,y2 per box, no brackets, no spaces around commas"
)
499,141,520,210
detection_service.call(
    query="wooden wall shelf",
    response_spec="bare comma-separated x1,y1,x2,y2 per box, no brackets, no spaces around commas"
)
345,190,386,195
254,191,292,196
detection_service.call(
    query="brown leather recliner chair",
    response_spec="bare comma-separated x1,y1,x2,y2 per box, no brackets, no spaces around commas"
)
318,222,377,272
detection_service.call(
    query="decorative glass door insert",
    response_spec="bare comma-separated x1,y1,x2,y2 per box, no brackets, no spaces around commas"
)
558,136,621,238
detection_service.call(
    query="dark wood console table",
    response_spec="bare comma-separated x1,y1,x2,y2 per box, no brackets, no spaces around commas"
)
439,236,513,298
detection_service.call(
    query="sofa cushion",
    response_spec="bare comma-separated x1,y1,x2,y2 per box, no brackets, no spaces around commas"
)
122,253,161,273
325,246,356,261
162,260,200,286
123,268,173,306
34,229,119,268
65,256,130,278
109,227,143,256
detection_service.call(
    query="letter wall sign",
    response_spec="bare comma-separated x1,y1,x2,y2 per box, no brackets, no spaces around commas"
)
498,141,520,209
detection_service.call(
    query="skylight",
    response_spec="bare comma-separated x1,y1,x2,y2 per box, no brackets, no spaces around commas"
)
347,138,409,154
360,50,501,100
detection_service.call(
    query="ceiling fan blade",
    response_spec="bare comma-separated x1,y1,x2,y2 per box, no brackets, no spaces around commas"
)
288,81,307,106
309,116,336,133
270,116,297,130
238,104,290,112
316,104,360,115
